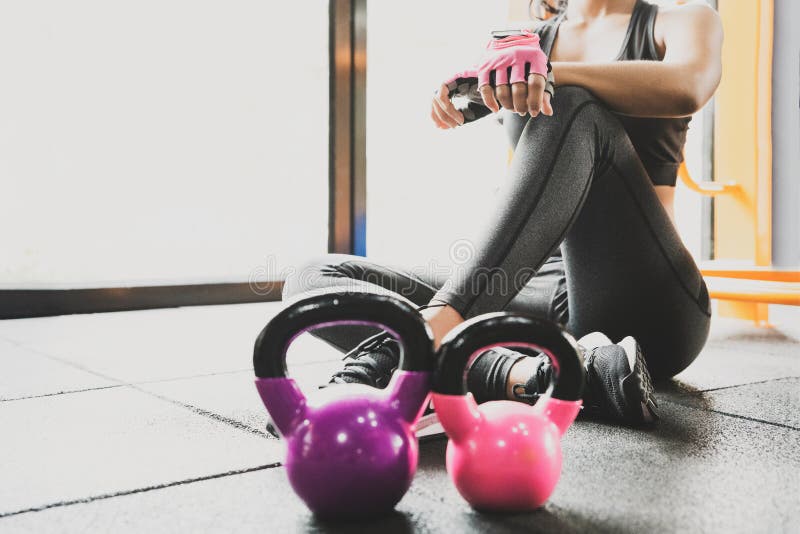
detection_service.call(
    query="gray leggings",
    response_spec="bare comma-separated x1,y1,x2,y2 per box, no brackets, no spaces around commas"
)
283,87,711,379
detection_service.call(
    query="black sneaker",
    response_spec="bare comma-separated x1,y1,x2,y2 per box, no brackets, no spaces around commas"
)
327,332,400,387
581,335,658,424
473,332,658,426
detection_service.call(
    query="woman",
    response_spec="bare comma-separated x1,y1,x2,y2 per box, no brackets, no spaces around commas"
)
282,0,722,425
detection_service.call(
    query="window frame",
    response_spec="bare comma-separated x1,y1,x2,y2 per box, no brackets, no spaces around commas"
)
0,1,366,319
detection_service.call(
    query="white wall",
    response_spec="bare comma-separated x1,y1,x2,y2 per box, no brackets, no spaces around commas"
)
0,1,329,287
366,1,511,270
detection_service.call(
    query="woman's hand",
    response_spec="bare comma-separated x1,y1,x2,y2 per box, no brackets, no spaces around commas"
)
479,75,553,117
432,30,554,129
476,31,554,118
431,75,553,129
431,83,465,129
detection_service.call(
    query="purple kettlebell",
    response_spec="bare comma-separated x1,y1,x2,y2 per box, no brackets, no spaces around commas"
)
253,290,434,519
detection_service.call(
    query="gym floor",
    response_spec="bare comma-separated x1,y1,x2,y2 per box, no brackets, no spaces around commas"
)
1,303,798,533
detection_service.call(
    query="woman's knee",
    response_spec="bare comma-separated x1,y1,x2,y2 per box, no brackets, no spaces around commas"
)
518,85,627,153
560,87,632,152
281,253,358,300
555,86,618,126
551,85,599,113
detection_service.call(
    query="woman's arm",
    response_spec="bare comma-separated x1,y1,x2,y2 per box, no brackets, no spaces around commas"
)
553,3,723,117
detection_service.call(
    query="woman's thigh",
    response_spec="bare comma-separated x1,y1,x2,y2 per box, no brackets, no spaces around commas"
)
562,146,711,378
505,248,569,326
282,254,446,352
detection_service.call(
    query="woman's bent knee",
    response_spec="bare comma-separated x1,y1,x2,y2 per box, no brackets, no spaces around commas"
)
551,86,599,113
281,253,358,300
519,85,627,153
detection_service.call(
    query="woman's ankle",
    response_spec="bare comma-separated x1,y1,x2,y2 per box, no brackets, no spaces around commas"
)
421,304,464,349
506,357,542,399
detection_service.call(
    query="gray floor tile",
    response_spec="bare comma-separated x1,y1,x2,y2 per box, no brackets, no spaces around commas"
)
0,303,341,385
134,328,345,437
671,344,800,392
704,318,799,358
2,402,798,534
545,401,799,533
0,302,279,346
136,371,268,435
0,387,280,516
138,360,343,436
677,378,800,429
0,339,116,401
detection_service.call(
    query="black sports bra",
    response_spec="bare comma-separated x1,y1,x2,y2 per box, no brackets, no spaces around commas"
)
536,0,690,186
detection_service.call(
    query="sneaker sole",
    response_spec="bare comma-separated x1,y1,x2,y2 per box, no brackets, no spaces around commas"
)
415,412,447,442
619,336,659,424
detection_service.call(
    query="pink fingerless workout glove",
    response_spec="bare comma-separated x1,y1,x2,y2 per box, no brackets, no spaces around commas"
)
442,30,552,124
477,30,548,87
443,31,548,89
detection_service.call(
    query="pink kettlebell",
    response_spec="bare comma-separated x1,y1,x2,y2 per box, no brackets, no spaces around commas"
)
431,313,586,511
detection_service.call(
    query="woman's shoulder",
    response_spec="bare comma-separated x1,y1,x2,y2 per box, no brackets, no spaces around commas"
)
655,0,720,25
653,1,722,45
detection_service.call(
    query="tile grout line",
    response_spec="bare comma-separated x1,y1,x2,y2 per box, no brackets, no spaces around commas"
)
1,338,272,438
0,463,281,519
1,384,125,403
2,338,127,385
1,334,341,403
661,398,800,431
128,383,270,438
0,368,255,403
694,375,800,394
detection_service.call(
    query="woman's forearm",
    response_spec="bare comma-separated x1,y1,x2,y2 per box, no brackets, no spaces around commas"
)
552,61,710,118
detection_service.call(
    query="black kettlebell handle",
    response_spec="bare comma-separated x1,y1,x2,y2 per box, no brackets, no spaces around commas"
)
433,313,585,401
253,290,434,379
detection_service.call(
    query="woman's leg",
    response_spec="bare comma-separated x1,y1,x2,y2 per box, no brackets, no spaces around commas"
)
282,254,448,353
433,86,711,379
503,244,569,326
501,111,571,326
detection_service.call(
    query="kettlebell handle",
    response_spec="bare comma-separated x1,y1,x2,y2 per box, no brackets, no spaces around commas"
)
253,289,434,379
433,313,585,401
